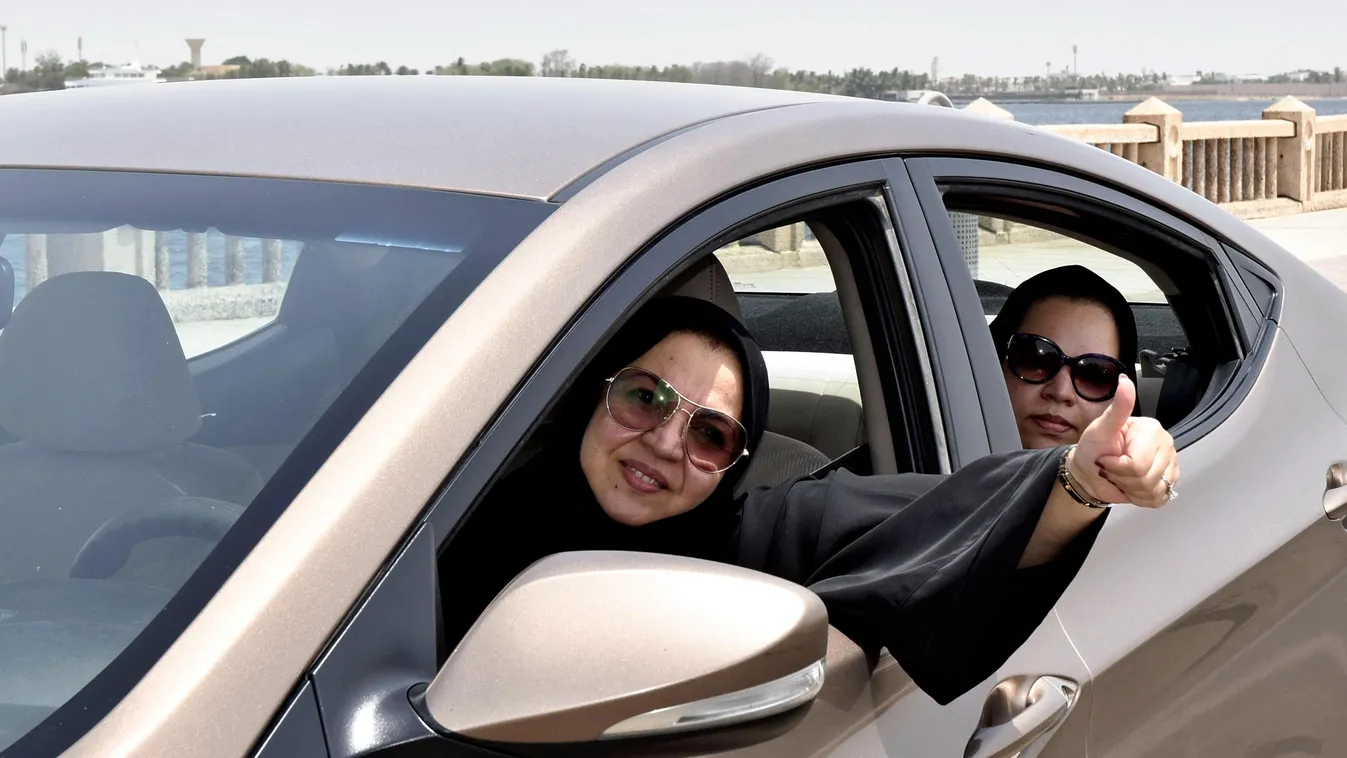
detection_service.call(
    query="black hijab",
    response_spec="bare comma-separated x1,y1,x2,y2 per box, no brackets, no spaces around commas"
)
529,295,769,555
988,265,1139,410
440,296,769,648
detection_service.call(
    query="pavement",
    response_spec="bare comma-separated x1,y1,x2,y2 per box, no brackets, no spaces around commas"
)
1248,207,1347,287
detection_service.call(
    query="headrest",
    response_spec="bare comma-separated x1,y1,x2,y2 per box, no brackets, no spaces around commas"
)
0,272,203,453
661,255,743,320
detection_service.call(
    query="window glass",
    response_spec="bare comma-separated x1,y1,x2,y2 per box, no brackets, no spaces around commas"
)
710,222,864,461
940,198,1204,424
944,210,1166,325
0,168,552,754
712,222,848,356
713,222,836,296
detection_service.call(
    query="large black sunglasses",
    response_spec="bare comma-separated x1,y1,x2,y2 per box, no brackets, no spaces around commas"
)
1004,333,1128,402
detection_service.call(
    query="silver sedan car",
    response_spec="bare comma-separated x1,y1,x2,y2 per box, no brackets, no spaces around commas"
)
0,75,1345,758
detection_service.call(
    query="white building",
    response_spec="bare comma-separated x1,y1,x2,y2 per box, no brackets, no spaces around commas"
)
65,62,163,88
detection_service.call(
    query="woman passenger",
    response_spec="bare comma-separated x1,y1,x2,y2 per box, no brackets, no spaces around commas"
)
989,265,1140,449
440,294,1176,706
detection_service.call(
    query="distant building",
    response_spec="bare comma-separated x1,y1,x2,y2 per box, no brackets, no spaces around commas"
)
65,62,163,88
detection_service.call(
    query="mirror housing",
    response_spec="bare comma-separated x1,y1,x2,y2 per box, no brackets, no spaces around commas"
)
419,550,829,744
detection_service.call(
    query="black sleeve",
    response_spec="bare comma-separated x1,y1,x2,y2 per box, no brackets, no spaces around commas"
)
731,445,1108,705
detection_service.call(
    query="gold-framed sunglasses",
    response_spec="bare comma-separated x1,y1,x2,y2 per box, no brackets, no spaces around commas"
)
604,366,750,474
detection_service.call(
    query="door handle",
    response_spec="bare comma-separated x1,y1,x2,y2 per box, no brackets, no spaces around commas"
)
963,675,1079,758
1324,462,1347,521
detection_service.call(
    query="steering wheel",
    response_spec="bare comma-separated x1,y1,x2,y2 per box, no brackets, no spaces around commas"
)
0,578,177,750
68,496,244,581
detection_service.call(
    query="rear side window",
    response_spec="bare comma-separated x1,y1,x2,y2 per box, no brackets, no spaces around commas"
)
0,168,552,756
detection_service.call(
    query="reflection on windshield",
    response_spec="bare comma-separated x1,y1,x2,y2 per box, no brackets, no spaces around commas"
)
0,169,553,754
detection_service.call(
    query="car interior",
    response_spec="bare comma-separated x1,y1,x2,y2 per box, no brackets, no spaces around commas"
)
0,232,472,593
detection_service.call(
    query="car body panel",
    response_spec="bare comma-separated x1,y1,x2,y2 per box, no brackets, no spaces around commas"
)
1051,328,1347,755
830,612,1092,757
0,77,1333,757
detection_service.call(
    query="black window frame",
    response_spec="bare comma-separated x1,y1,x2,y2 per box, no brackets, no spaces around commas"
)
901,155,1278,450
420,159,945,560
883,158,1014,465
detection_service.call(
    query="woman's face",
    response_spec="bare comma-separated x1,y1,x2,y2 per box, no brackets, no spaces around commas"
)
1003,296,1122,449
580,331,745,527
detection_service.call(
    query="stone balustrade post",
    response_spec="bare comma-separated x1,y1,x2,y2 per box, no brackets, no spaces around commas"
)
225,236,246,285
25,234,47,295
42,226,155,284
751,224,803,254
963,97,1014,121
186,232,208,288
1124,97,1183,182
1263,96,1316,204
154,231,172,290
262,239,284,283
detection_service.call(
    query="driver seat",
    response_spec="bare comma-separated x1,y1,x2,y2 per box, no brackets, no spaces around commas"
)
0,271,264,587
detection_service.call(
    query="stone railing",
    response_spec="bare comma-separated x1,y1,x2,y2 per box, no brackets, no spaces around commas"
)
18,230,293,322
717,97,1347,273
967,95,1347,219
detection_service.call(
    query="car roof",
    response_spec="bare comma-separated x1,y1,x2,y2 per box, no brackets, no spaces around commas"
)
0,74,1310,284
0,75,861,200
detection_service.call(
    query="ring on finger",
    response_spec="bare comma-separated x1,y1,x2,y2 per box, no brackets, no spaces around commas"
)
1160,474,1178,502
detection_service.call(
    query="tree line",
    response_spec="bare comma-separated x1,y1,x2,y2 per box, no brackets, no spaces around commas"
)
4,48,1343,99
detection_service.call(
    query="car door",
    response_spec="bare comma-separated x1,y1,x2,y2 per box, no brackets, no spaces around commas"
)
903,154,1347,757
243,160,895,758
247,156,1091,758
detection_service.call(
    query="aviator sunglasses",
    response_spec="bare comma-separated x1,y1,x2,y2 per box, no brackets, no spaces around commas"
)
1004,333,1128,402
604,366,750,474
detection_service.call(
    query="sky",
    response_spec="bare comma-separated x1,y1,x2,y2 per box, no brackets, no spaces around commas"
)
2,0,1342,78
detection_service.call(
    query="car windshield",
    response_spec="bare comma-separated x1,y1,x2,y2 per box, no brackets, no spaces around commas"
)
0,169,553,754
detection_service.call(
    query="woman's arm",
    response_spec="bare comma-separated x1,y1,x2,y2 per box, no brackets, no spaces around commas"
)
734,446,1083,705
733,384,1178,704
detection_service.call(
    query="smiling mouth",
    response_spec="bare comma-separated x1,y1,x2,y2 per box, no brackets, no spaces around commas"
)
621,461,668,492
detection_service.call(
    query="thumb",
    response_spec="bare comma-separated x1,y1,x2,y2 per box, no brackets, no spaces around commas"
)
1098,373,1135,432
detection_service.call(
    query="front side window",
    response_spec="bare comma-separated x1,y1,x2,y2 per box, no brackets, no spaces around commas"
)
0,169,552,754
711,223,864,462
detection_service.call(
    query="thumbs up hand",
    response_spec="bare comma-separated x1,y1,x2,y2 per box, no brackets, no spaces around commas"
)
1071,375,1179,509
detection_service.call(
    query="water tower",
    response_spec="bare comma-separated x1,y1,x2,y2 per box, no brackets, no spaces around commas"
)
186,38,205,70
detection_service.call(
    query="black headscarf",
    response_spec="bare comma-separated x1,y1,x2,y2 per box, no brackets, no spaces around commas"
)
439,296,770,649
988,265,1139,410
549,294,769,508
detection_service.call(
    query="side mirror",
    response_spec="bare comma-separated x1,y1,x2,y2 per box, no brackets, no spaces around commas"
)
416,550,829,745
